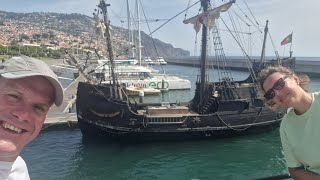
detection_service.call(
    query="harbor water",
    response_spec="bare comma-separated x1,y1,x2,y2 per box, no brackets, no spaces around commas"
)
22,64,320,180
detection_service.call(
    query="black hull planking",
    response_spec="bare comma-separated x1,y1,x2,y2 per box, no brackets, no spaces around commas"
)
76,82,285,142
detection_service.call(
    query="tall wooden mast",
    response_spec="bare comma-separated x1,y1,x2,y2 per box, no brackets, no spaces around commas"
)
99,0,116,85
260,20,269,63
199,0,209,106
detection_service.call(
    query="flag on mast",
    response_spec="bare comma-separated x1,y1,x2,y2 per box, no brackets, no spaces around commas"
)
281,33,293,46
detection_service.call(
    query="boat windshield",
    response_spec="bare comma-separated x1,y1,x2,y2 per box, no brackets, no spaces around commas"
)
140,72,153,79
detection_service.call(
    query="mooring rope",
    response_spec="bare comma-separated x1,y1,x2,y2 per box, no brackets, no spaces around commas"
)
41,113,76,131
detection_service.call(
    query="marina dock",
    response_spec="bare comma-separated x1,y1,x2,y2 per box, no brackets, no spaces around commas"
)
44,74,85,129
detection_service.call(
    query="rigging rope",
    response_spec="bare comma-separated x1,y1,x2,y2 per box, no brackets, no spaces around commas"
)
148,0,201,36
240,0,260,26
139,0,165,73
234,2,261,33
210,25,240,99
228,11,246,53
109,8,124,24
267,31,280,60
192,2,203,57
184,0,192,21
226,11,256,84
194,34,198,57
216,107,262,131
230,9,250,26
220,17,257,82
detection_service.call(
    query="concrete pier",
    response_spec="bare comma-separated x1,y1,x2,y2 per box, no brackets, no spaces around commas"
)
167,56,320,76
44,74,85,129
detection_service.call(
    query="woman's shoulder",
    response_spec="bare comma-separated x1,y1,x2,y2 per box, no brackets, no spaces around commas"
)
280,108,298,131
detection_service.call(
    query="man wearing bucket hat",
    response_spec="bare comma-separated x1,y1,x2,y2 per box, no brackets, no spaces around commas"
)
0,56,63,179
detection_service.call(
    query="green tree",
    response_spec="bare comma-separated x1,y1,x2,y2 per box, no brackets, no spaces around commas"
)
0,46,7,55
7,51,19,56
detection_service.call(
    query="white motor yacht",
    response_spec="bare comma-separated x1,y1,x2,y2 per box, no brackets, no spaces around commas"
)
97,59,138,65
154,57,167,65
143,57,155,65
95,64,191,90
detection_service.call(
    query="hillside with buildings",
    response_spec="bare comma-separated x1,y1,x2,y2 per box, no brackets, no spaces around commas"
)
0,10,189,58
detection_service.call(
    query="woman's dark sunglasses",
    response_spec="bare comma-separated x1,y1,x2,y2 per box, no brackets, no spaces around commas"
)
264,76,288,100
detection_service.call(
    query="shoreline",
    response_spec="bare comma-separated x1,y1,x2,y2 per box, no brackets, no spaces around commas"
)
0,55,64,66
38,57,64,66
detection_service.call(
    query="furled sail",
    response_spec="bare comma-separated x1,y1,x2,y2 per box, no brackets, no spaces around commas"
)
183,0,235,33
94,14,106,37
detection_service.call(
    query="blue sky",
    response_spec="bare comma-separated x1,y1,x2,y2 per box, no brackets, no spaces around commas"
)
1,0,320,57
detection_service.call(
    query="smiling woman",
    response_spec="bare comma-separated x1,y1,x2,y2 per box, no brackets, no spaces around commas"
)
258,65,320,179
0,56,63,179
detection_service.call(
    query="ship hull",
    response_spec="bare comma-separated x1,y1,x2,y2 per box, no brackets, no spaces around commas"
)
76,82,285,142
78,117,281,142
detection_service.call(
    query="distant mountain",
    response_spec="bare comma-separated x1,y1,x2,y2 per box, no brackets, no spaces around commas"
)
0,10,190,57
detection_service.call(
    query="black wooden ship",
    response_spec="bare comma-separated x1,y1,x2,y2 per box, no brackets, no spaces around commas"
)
76,0,295,141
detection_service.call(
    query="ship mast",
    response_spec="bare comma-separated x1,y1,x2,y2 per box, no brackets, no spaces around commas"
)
199,0,209,106
260,20,268,63
98,0,117,87
126,0,133,58
136,0,142,65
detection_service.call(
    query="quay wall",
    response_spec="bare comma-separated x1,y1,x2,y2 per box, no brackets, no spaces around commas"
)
166,56,320,76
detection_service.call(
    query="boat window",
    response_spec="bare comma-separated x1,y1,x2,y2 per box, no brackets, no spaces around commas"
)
145,72,153,78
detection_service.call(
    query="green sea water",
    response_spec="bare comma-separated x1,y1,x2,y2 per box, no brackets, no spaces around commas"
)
23,128,287,180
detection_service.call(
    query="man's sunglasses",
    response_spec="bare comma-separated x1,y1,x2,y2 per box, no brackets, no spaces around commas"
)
264,76,288,100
